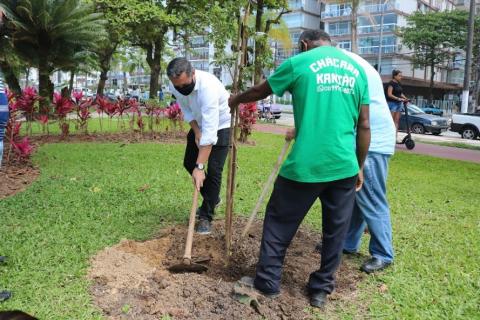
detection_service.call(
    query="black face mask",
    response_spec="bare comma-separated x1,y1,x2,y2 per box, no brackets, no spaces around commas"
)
175,79,195,96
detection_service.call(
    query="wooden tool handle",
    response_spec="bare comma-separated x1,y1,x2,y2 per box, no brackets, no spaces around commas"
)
184,188,199,261
241,140,291,237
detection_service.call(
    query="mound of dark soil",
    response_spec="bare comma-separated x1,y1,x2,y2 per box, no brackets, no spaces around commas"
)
88,218,365,320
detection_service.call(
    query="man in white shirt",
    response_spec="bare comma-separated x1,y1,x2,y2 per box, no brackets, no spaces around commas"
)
167,58,231,234
340,50,396,273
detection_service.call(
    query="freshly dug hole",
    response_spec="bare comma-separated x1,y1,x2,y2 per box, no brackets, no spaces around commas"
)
88,218,364,319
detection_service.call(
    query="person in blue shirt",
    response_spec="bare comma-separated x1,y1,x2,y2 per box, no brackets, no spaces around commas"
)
0,71,8,169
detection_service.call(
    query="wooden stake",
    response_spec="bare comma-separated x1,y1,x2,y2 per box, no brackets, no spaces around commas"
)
225,1,251,258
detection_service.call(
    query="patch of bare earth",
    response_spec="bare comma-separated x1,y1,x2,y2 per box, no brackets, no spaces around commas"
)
27,131,187,145
0,159,39,199
88,218,366,320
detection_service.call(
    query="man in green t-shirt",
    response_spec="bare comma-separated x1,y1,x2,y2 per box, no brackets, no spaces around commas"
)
229,30,370,308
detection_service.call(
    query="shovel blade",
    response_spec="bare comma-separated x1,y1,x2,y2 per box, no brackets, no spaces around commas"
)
168,262,208,274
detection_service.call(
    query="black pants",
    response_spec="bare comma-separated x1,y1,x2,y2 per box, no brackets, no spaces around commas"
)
253,175,357,295
183,128,230,221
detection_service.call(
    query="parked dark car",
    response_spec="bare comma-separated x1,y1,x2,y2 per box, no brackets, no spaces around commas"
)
399,104,449,135
421,104,444,116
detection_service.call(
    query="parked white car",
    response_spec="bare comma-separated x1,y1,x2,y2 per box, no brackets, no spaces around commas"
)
450,113,480,140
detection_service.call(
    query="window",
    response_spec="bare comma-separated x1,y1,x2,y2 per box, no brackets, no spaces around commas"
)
358,14,397,34
359,36,397,54
189,48,209,60
282,13,303,28
337,40,351,51
288,0,303,9
328,21,351,36
290,31,301,45
191,36,208,49
323,3,352,18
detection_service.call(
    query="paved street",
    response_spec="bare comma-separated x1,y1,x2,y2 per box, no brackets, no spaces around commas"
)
254,122,480,164
273,106,480,147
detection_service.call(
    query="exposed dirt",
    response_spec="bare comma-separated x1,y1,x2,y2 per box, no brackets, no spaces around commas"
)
0,159,39,200
88,218,365,320
27,131,187,145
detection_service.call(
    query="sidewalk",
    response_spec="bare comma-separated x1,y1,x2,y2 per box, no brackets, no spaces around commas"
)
254,123,480,164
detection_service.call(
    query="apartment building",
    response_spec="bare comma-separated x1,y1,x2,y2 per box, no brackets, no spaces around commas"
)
322,0,462,100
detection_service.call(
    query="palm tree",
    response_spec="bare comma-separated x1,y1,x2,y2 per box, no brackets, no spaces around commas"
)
0,0,106,113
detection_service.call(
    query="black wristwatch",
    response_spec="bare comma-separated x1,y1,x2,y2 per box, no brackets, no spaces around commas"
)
195,163,205,170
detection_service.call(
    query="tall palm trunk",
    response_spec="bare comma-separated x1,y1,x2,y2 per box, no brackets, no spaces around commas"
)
68,70,75,94
97,68,108,96
38,57,53,114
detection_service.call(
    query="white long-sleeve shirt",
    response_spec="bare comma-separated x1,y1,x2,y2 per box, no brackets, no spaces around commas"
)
169,70,231,146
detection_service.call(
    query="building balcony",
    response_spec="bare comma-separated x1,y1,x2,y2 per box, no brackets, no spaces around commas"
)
329,29,352,37
358,23,397,34
358,2,400,14
321,8,352,19
358,44,398,55
322,1,404,19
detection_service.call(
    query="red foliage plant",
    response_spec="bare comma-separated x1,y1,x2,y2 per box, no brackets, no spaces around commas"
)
164,102,183,121
53,92,74,118
11,137,34,159
72,90,84,103
238,102,257,142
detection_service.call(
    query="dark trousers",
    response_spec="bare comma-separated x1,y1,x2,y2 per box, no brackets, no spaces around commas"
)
183,128,230,221
254,175,358,295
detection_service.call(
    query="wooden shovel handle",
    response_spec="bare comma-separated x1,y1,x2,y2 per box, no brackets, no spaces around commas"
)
184,188,199,261
241,140,291,237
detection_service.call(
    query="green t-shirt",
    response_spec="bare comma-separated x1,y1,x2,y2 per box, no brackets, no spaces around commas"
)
268,46,369,183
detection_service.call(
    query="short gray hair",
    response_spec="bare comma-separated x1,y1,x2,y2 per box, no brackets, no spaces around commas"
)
167,57,193,78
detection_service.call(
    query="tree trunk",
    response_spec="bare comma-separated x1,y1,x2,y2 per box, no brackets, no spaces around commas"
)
97,69,108,97
146,41,163,100
123,71,128,92
474,57,480,107
68,70,75,94
429,62,435,102
253,0,264,85
351,0,359,54
0,61,21,95
38,58,53,114
96,44,118,97
25,68,30,87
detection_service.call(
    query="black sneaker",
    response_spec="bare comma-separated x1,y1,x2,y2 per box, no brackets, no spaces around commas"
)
0,290,12,302
360,257,392,274
195,199,222,218
195,219,211,235
237,276,280,299
309,290,328,309
0,256,6,264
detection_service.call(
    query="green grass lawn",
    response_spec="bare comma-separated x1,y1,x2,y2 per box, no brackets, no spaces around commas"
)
0,132,479,319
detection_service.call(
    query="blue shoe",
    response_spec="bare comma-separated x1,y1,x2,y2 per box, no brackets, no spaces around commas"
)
195,219,211,235
0,290,11,302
